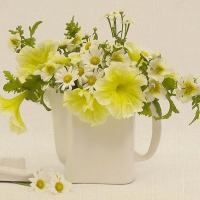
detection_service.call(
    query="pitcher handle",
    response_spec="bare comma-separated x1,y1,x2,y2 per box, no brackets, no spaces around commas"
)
135,105,162,162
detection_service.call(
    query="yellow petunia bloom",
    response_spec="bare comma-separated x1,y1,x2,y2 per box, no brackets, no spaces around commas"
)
0,92,28,134
63,89,109,126
16,40,58,82
125,42,141,62
94,63,147,119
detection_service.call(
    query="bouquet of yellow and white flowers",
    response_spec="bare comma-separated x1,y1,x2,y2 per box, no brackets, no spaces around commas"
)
1,10,200,134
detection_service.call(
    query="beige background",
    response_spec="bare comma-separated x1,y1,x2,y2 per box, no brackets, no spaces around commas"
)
0,0,200,199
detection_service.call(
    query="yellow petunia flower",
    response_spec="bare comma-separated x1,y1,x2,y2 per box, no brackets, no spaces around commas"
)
63,89,109,126
0,91,28,134
94,62,147,119
125,42,141,62
16,40,58,82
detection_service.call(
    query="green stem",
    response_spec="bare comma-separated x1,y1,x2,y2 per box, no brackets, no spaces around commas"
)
136,57,143,67
120,14,124,38
107,18,114,37
124,23,130,39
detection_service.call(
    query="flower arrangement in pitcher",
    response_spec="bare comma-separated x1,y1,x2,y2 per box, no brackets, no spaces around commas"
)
1,10,200,134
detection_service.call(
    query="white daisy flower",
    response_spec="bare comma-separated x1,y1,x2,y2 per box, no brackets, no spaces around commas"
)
176,74,199,103
47,172,72,194
104,10,120,20
106,48,131,66
144,79,167,102
58,38,73,50
84,68,104,93
80,39,99,53
140,46,161,62
82,45,103,69
73,62,94,86
29,170,49,192
105,38,122,52
54,66,79,90
67,28,88,51
120,18,135,24
147,58,172,82
8,33,21,51
34,63,60,82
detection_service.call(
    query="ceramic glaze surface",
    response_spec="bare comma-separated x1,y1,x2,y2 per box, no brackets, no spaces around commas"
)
47,88,161,184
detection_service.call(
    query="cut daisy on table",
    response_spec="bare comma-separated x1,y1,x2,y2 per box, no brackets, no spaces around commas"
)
29,170,49,192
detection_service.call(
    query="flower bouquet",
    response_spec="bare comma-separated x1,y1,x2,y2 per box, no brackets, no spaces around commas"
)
1,10,199,134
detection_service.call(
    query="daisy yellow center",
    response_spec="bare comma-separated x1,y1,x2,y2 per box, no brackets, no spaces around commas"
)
149,81,160,94
87,76,97,86
10,38,20,46
78,67,84,76
55,182,64,192
63,74,72,83
141,51,148,57
154,64,165,75
45,64,56,75
111,53,124,62
90,56,100,65
85,42,91,50
183,82,197,96
36,179,45,189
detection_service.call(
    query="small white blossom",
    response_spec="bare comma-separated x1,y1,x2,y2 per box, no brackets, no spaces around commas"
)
84,68,104,93
58,38,73,50
120,18,135,24
148,58,172,82
82,45,103,69
55,66,79,90
144,79,167,102
176,74,199,103
8,33,21,51
34,63,60,82
73,62,94,86
81,39,99,53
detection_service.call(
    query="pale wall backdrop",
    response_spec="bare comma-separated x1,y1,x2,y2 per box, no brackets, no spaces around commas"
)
0,0,200,200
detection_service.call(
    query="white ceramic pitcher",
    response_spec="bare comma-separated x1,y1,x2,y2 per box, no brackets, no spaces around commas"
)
46,88,161,184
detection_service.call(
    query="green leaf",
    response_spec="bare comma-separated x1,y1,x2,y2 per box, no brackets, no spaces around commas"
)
138,102,152,117
22,75,43,91
3,71,24,93
29,21,42,37
9,30,18,34
189,95,200,125
152,99,162,119
162,94,179,119
189,105,199,125
65,16,81,38
162,78,176,91
24,38,36,47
